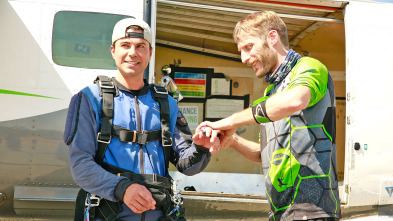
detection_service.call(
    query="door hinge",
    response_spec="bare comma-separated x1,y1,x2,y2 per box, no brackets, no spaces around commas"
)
345,184,349,193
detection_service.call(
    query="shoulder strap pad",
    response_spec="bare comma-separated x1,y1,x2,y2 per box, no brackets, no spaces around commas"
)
150,84,172,176
94,75,117,164
150,85,168,100
94,75,118,97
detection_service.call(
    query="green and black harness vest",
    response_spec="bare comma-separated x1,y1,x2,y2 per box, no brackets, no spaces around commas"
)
260,57,341,221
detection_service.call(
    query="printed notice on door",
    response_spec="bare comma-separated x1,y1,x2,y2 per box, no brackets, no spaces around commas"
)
211,78,230,95
205,98,244,119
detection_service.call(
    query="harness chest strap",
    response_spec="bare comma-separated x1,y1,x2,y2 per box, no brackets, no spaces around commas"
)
112,125,162,144
94,76,172,167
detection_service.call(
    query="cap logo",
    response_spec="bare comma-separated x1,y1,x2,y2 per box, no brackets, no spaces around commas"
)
125,32,144,39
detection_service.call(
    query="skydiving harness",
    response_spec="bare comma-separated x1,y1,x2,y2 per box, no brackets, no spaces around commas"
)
76,75,185,221
251,49,301,124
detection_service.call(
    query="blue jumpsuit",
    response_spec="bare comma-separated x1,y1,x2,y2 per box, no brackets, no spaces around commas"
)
64,79,211,220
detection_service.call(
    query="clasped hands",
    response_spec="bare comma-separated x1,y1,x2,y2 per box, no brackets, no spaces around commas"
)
192,120,237,154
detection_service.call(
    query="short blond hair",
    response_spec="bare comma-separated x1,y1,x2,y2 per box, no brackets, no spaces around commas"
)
233,11,289,48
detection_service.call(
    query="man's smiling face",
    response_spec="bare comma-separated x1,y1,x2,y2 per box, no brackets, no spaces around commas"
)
111,29,152,78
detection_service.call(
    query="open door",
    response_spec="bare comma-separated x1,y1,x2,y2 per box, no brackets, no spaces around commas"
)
343,1,393,208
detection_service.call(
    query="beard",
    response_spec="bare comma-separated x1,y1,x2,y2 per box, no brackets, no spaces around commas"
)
253,41,277,78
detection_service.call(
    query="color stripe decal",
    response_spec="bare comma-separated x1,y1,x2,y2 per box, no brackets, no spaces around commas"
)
0,89,59,99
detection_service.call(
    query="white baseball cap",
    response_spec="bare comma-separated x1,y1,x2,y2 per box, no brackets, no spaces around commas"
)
111,18,152,45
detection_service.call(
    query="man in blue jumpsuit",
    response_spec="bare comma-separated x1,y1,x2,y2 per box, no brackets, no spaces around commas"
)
64,18,218,220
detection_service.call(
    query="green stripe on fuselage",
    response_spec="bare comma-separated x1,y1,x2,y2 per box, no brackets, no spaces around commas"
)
0,89,59,99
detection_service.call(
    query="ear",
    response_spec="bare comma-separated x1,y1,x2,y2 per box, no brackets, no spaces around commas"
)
110,45,115,58
268,30,279,46
149,46,153,58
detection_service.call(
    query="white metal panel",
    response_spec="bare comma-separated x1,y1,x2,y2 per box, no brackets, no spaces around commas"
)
0,0,151,121
0,1,63,122
38,0,146,94
170,171,266,196
344,0,393,207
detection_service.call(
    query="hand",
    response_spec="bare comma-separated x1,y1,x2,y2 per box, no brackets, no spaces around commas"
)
123,183,156,213
195,121,238,153
193,125,220,153
197,117,236,131
217,127,237,152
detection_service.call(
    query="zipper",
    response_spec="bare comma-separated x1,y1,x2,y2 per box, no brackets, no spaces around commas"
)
134,95,144,175
135,95,146,221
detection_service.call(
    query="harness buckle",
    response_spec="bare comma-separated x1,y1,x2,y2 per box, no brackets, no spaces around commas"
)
139,131,148,144
85,194,101,207
97,132,111,144
99,80,115,89
154,86,168,95
132,131,137,143
163,137,173,147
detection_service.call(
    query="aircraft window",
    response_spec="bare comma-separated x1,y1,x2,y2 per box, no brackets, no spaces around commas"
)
52,11,131,69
